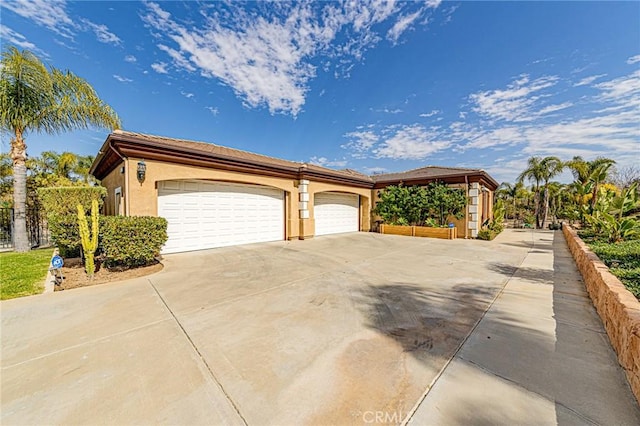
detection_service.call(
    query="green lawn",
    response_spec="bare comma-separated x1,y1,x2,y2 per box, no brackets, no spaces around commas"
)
0,248,53,300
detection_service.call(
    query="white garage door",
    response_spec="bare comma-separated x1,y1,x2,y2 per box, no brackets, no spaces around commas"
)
314,192,359,236
158,180,284,254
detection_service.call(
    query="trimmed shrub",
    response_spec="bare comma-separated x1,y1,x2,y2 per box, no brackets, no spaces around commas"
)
49,214,168,269
38,186,106,217
477,228,497,241
49,214,81,257
100,216,168,268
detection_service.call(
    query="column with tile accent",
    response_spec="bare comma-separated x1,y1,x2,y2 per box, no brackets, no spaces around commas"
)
468,182,480,238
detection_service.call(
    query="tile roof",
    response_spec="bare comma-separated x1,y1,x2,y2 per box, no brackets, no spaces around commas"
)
96,131,497,188
110,130,373,182
371,165,488,182
112,130,301,170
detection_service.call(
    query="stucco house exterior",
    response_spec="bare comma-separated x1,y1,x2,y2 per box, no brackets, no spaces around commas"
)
90,130,498,253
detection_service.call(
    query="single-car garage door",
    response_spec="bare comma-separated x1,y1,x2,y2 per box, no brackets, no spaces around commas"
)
314,192,359,236
158,180,284,254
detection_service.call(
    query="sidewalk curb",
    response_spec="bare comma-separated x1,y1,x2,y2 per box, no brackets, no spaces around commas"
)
43,248,59,294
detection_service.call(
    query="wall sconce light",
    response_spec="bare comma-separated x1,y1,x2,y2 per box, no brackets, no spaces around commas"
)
137,160,146,183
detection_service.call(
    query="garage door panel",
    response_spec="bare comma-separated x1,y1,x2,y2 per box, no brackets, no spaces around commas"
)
314,192,359,236
158,180,284,254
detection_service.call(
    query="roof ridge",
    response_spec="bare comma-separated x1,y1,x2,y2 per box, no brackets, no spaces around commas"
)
372,164,482,177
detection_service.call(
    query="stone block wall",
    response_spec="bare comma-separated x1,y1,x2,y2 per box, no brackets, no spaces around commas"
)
563,225,640,403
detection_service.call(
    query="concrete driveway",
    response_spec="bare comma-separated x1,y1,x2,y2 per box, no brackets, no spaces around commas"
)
2,230,639,425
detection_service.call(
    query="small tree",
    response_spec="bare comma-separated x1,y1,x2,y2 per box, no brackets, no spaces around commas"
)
423,181,467,226
373,184,427,226
77,199,99,277
374,182,467,227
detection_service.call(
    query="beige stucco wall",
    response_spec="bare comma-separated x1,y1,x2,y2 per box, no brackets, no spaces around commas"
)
304,181,371,238
100,161,126,216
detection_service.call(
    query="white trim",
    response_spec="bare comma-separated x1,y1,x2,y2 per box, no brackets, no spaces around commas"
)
115,187,123,216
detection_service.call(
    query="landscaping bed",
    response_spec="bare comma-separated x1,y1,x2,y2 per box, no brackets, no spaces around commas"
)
55,258,163,291
578,230,640,299
380,224,457,239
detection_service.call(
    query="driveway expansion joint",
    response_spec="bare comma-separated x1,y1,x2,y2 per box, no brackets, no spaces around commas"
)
403,229,537,425
457,355,601,426
1,318,170,370
147,278,248,426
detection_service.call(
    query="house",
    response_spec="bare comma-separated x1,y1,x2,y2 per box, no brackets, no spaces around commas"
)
90,130,498,253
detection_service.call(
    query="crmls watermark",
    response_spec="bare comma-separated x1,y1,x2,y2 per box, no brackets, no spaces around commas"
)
362,410,404,424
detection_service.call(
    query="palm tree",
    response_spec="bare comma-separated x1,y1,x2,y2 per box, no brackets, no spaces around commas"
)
565,156,615,211
518,157,545,228
74,155,96,184
539,156,564,227
497,181,526,225
545,181,566,222
589,161,615,210
0,47,120,251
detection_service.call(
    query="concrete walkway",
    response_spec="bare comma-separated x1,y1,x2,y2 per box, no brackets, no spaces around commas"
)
409,230,640,425
1,229,638,425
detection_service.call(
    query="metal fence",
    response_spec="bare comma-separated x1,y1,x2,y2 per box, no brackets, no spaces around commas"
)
0,207,51,249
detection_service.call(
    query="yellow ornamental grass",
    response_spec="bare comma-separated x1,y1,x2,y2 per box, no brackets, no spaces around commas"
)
77,199,99,277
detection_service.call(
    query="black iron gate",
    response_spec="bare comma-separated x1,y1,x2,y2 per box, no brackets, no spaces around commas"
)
0,208,50,249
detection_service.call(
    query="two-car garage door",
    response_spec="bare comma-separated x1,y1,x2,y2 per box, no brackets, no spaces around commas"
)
158,180,284,254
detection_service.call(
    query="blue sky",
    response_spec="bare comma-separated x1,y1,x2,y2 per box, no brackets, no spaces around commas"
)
1,0,638,183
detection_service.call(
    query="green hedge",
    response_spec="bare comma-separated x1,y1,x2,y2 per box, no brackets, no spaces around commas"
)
38,186,106,217
49,214,81,257
100,216,168,268
49,215,168,268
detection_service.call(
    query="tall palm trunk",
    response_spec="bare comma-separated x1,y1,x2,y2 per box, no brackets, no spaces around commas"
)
534,184,541,228
11,131,29,252
542,184,550,228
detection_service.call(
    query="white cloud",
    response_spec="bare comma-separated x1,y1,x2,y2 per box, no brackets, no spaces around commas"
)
309,156,348,168
419,109,440,117
341,130,379,158
1,0,121,45
83,20,121,45
181,91,194,99
1,0,75,38
141,1,445,116
373,124,450,160
375,107,403,114
124,55,137,63
627,55,640,65
113,74,133,83
537,102,573,115
343,64,640,168
151,62,169,74
469,74,561,122
362,166,387,175
573,74,606,87
387,9,422,44
158,44,196,72
595,69,640,103
0,25,45,55
206,106,219,116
